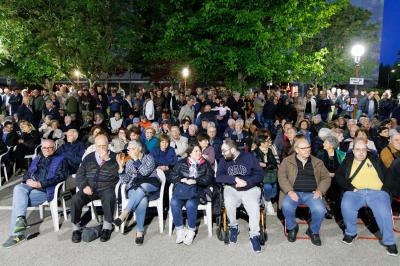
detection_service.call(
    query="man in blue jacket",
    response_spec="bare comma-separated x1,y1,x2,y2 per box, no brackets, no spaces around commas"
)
2,139,68,248
216,139,264,253
56,129,85,174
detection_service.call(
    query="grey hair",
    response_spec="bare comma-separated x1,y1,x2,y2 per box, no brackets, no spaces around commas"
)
235,119,244,127
318,128,332,141
128,140,144,153
324,135,339,149
41,138,56,147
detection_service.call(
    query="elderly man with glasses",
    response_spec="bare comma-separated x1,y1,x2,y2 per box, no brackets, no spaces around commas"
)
2,139,68,248
336,138,398,256
70,134,119,243
278,136,331,246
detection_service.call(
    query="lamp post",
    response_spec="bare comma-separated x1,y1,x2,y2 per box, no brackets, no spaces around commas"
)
73,69,81,88
387,69,395,90
351,44,365,118
182,67,189,90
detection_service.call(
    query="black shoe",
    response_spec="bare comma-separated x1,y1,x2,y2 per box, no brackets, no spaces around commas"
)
113,218,123,227
100,229,112,242
342,234,357,245
306,228,322,246
324,211,333,220
386,244,399,256
287,225,299,242
135,235,144,246
72,230,82,243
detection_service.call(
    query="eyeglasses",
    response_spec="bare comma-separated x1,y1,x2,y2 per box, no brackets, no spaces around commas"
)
221,149,230,154
41,146,55,150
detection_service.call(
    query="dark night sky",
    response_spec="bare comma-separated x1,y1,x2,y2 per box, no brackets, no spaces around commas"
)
380,0,400,65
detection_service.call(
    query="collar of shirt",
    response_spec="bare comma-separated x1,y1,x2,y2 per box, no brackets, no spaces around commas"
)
95,151,111,166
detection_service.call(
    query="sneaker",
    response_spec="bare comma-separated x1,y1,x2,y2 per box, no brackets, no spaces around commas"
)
13,216,27,234
229,226,239,244
386,244,399,256
184,230,196,245
250,236,262,253
265,201,276,215
342,234,357,245
175,228,186,244
2,235,26,248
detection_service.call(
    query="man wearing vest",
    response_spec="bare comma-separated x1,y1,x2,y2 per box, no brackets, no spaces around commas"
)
336,138,398,256
278,137,331,246
70,135,119,243
2,139,68,248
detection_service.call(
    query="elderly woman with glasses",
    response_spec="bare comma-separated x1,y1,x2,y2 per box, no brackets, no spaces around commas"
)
114,140,160,245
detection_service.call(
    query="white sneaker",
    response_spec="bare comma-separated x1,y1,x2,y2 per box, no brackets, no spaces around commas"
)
176,228,186,244
265,201,276,215
184,230,196,245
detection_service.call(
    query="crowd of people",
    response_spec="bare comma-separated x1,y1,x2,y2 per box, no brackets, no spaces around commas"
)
0,84,399,256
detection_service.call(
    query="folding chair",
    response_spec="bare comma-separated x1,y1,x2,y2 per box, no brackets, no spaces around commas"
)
283,204,311,240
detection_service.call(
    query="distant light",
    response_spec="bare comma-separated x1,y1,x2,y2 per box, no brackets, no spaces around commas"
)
73,69,81,78
391,69,395,73
351,44,365,57
182,67,189,78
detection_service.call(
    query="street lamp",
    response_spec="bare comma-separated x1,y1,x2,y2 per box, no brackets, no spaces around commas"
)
350,44,365,118
387,69,395,90
182,67,189,90
73,69,81,88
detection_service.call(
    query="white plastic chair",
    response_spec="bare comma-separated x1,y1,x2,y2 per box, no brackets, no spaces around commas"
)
168,183,212,237
119,169,166,234
13,144,41,174
0,147,11,186
38,181,67,232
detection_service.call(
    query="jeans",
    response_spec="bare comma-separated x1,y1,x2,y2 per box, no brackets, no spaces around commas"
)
263,183,277,201
281,192,326,234
125,183,159,232
170,196,199,231
10,183,48,236
341,189,395,245
224,186,260,237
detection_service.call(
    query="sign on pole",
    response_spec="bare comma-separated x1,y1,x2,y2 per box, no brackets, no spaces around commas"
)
6,78,11,86
350,77,364,85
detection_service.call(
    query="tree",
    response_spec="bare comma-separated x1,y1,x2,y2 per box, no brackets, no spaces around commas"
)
0,0,144,88
300,0,378,88
153,0,341,92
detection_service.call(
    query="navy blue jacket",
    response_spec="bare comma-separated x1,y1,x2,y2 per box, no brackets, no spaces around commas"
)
17,104,35,124
56,141,86,174
150,146,178,167
216,152,263,191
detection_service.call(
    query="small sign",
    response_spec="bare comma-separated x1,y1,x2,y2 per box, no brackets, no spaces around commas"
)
350,97,358,105
350,78,364,85
6,78,11,85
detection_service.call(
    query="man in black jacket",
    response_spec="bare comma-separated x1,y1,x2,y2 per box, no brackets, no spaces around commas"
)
335,139,398,256
70,135,119,243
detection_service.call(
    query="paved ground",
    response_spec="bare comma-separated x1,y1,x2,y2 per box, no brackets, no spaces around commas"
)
0,180,399,266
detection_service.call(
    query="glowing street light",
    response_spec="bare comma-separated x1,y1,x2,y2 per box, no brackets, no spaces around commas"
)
182,67,189,90
351,44,365,64
73,69,81,88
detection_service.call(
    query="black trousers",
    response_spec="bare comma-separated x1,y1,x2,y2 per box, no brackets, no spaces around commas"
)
70,188,116,224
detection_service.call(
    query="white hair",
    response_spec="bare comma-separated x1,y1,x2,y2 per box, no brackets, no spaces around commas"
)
318,128,332,141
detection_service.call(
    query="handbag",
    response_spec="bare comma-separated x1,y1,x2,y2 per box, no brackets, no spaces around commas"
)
263,169,277,184
82,200,103,242
173,182,199,200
